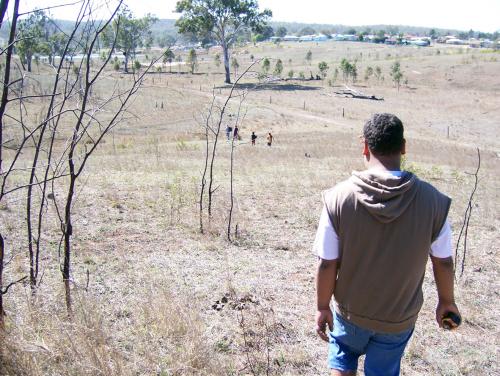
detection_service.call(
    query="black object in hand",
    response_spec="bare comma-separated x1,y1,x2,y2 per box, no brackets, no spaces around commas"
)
442,312,461,330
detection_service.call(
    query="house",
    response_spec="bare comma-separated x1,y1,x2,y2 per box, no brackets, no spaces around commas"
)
313,34,328,42
343,34,359,41
331,34,345,41
283,35,299,42
446,38,465,45
299,35,315,42
409,38,430,46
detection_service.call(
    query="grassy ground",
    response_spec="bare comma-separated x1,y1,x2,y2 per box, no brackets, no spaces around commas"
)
1,41,499,375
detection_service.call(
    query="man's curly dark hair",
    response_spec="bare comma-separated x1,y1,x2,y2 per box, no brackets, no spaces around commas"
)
363,113,404,156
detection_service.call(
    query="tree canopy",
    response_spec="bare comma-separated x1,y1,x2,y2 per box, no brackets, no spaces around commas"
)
16,10,49,72
175,0,271,83
104,7,157,73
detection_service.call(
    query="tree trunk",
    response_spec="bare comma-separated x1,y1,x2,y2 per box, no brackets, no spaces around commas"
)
200,121,209,234
222,42,231,84
27,55,32,72
228,139,235,241
124,53,129,73
0,233,4,326
63,176,75,314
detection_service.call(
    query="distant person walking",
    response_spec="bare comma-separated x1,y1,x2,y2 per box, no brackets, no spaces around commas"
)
251,131,257,146
233,125,239,141
225,125,233,141
267,132,273,147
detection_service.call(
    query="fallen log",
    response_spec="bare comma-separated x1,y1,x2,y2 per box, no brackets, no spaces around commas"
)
333,85,384,101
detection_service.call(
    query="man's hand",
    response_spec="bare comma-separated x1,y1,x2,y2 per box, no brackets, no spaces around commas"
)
316,308,333,341
431,256,461,329
436,300,461,329
316,258,338,341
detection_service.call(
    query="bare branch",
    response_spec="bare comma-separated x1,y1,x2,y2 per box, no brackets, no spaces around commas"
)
454,148,480,277
1,276,27,294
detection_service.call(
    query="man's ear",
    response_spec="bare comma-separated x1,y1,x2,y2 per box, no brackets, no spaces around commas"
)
401,138,406,155
363,140,370,157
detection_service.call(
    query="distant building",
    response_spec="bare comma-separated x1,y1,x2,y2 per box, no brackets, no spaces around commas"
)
446,38,465,45
299,35,315,42
409,38,430,46
313,34,329,42
343,34,359,41
331,34,345,41
480,40,495,48
283,35,299,42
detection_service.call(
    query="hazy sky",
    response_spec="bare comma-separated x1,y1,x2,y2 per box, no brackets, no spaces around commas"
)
19,0,500,32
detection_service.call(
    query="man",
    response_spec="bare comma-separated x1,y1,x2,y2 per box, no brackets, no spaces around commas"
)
314,113,460,375
267,132,273,147
251,131,257,146
225,125,233,141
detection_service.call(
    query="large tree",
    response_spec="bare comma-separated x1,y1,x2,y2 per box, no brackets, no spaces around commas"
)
175,0,271,84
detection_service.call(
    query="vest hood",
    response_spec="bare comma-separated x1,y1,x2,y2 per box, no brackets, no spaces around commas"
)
350,170,419,223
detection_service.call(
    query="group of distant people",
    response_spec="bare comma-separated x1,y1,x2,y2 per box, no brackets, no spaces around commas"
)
225,125,273,147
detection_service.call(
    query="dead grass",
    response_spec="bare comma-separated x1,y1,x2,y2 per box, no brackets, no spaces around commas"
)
1,42,499,375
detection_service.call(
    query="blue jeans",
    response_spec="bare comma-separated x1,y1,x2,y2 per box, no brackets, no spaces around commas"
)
328,312,414,375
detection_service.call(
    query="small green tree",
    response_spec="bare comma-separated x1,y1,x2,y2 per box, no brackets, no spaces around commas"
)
16,9,47,72
274,58,283,76
351,63,358,83
340,58,352,82
48,32,68,66
103,7,157,73
133,60,142,72
287,69,294,79
331,68,339,86
231,57,239,78
390,61,403,91
163,49,175,73
187,48,198,74
262,57,270,74
305,50,312,64
214,53,221,68
375,66,382,81
276,26,287,37
318,61,329,78
364,66,374,81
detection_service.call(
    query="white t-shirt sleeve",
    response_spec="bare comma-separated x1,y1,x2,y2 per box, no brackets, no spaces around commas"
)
430,219,452,258
312,205,340,260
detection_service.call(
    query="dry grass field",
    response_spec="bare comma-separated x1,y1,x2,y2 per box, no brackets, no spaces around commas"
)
1,41,499,375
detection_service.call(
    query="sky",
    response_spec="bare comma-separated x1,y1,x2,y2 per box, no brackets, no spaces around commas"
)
18,0,500,32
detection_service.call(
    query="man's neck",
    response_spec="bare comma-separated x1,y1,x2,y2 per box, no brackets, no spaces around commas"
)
365,155,401,172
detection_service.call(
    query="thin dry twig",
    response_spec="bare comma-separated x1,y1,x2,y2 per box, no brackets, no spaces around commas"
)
454,148,480,277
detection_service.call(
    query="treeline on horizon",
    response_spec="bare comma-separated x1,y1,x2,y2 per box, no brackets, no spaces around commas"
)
2,17,498,47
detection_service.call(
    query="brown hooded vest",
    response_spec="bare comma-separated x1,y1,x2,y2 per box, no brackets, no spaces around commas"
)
323,170,451,333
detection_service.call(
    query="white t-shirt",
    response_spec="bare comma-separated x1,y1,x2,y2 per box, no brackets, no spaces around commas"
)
313,170,453,260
